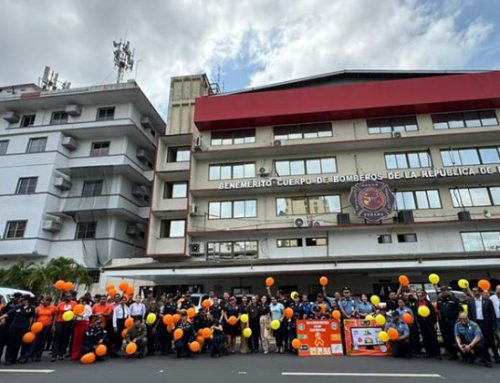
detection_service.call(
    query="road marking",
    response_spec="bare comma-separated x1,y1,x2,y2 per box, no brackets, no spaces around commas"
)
282,372,443,378
0,369,55,374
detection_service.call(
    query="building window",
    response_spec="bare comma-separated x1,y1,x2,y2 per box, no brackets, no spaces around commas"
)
275,157,336,176
305,237,327,246
450,187,500,207
274,122,332,141
385,151,431,170
461,231,500,252
50,111,68,125
167,147,190,162
397,233,417,243
164,182,188,199
440,146,500,166
20,114,36,127
367,116,418,134
0,140,8,155
160,220,185,238
377,234,392,244
26,137,47,153
211,129,255,146
87,270,101,283
207,241,258,259
16,177,38,194
432,110,498,130
395,190,441,210
209,163,255,180
276,195,341,216
90,142,110,157
82,180,103,197
96,107,115,121
277,238,303,248
208,200,257,219
4,220,27,239
75,221,97,239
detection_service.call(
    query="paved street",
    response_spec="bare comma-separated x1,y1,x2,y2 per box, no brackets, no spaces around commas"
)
0,353,498,383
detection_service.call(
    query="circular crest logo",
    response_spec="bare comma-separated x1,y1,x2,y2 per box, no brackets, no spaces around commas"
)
349,180,395,223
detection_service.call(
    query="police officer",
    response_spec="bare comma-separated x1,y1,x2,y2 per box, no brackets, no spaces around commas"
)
454,312,491,367
174,310,195,358
3,295,35,364
339,287,358,319
436,286,462,359
385,311,411,358
81,317,108,356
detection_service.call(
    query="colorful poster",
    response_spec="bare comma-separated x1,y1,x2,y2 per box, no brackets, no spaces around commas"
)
296,319,343,356
343,319,390,356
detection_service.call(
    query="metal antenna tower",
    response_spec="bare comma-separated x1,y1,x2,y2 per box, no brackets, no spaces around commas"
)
113,40,134,83
39,66,71,91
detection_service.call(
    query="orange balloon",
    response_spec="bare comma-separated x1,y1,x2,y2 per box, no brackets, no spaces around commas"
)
398,275,410,286
31,322,43,334
163,314,174,326
265,277,275,287
291,338,302,349
166,323,175,333
284,307,294,319
121,329,128,339
73,304,85,316
173,314,181,323
119,281,129,292
319,303,326,314
202,328,212,339
478,279,491,291
22,332,35,343
228,316,238,325
80,352,96,364
173,328,184,341
332,310,341,320
196,335,205,345
106,283,115,291
63,281,74,291
125,342,137,355
54,280,65,290
95,344,107,357
187,307,196,318
189,341,201,352
387,327,399,340
126,286,135,295
108,288,117,297
202,299,212,309
124,317,134,329
402,312,413,325
319,276,328,286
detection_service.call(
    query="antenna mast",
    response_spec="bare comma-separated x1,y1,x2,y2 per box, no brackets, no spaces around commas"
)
39,66,71,91
113,40,134,83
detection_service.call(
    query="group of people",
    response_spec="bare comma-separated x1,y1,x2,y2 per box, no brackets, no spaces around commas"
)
0,281,499,368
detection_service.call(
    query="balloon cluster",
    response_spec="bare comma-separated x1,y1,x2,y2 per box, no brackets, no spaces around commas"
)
54,280,74,292
106,281,135,299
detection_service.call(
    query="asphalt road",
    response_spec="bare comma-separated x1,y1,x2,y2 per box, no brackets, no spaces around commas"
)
0,353,498,383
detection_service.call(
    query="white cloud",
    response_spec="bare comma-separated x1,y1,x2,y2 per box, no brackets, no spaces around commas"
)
0,0,494,117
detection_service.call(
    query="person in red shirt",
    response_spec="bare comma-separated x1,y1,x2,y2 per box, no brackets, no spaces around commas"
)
51,293,76,362
28,297,56,362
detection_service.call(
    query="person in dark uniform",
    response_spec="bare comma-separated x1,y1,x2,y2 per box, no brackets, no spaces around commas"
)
179,294,194,311
158,295,177,355
222,296,240,353
247,296,261,353
404,290,422,356
144,300,161,356
209,298,223,321
436,286,463,359
193,309,210,353
301,294,312,319
385,291,398,312
467,287,499,363
207,311,226,357
396,297,421,357
81,317,108,356
125,318,147,358
174,311,195,358
0,292,21,362
385,311,411,358
2,295,35,364
416,290,440,359
455,312,491,367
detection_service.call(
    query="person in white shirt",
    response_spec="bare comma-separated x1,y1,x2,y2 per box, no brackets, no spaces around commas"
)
70,299,93,360
129,295,146,322
112,296,130,354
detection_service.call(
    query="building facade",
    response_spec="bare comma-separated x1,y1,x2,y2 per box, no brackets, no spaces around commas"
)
107,70,500,297
0,81,164,278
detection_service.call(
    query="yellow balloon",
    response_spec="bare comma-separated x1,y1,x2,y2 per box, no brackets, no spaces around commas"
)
146,313,157,325
240,314,249,324
290,291,299,300
428,273,440,285
462,304,468,315
370,295,380,306
375,314,386,326
378,331,389,342
62,311,75,322
418,306,430,317
242,328,252,338
365,314,374,321
458,279,469,289
271,320,280,330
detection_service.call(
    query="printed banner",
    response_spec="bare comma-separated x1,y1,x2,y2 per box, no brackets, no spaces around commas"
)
343,319,390,356
296,319,343,356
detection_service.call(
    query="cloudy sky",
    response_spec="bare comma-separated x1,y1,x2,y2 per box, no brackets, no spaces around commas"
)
1,0,499,117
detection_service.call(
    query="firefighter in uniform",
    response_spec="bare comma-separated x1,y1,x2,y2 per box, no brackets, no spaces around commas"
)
436,286,463,359
455,312,491,367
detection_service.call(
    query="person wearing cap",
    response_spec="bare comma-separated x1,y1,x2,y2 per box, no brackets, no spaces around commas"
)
173,310,195,358
28,296,57,362
2,295,35,364
81,317,108,357
51,292,77,362
385,311,411,358
455,312,491,367
436,286,463,360
125,317,147,358
339,287,358,319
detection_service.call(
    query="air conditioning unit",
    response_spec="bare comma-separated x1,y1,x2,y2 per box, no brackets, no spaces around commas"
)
61,136,78,151
189,242,205,256
458,210,472,221
294,216,308,228
337,213,350,225
397,210,414,223
141,116,153,130
65,104,81,116
126,223,143,237
391,131,403,138
189,204,198,216
131,185,149,199
273,139,282,147
136,148,153,163
3,111,20,123
258,167,270,177
194,136,203,152
42,219,62,233
54,177,72,190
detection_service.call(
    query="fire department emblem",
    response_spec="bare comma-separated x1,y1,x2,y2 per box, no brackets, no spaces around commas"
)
349,180,395,223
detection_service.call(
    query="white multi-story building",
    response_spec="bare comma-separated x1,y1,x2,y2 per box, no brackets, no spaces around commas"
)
0,81,164,280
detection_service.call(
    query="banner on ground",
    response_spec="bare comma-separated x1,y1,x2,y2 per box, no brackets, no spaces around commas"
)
343,319,390,356
296,319,343,356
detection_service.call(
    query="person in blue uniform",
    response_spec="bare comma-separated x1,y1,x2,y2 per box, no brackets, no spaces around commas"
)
395,297,420,356
357,294,374,318
436,286,463,360
2,295,35,364
0,292,22,362
339,287,358,319
385,311,411,358
454,312,491,367
301,294,312,319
